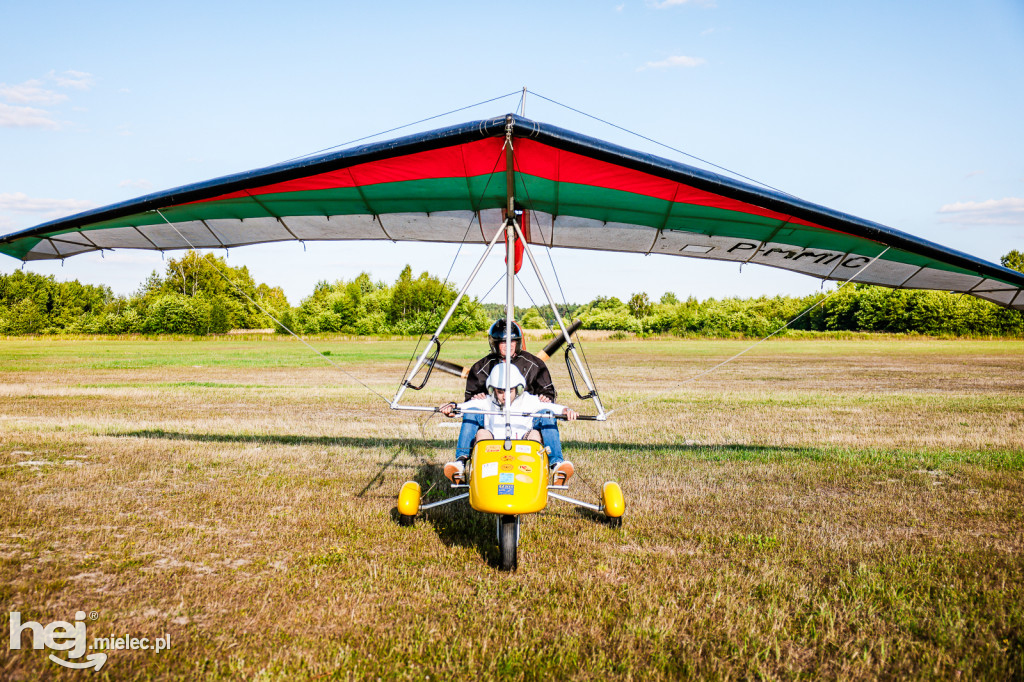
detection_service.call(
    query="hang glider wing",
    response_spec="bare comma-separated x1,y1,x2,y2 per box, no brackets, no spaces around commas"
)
2,114,1022,310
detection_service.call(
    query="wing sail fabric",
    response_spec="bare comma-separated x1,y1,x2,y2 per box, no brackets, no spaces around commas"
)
2,114,1021,310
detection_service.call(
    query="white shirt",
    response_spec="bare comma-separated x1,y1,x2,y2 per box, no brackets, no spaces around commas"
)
458,392,567,439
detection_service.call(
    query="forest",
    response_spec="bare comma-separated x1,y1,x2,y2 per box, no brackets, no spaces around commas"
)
1,250,1021,337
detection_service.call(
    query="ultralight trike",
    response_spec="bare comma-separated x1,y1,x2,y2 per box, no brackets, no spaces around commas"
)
387,138,624,570
397,435,624,571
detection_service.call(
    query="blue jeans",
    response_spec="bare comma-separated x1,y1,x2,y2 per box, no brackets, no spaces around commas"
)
455,411,563,467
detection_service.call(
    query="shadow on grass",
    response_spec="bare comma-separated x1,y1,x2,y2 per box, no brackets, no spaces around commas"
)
112,428,818,461
117,426,978,501
112,429,1024,476
393,461,503,568
114,428,452,450
570,504,623,528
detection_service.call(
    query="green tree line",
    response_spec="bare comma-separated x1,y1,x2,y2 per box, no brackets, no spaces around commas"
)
561,286,1023,337
515,250,1024,338
0,252,288,335
278,265,490,335
1,250,1021,337
0,254,490,336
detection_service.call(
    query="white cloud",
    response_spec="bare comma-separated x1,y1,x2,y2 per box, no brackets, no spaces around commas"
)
0,192,95,217
938,197,1024,225
0,71,94,130
0,79,66,105
49,70,95,90
0,103,60,129
638,55,707,70
119,179,153,191
648,0,715,7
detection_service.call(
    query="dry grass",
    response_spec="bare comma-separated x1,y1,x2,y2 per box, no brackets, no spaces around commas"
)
0,335,1022,680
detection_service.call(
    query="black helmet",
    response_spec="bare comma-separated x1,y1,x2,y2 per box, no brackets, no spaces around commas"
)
488,319,524,356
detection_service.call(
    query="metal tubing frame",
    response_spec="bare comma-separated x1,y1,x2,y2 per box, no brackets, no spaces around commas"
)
392,113,604,420
548,491,602,512
511,218,607,418
501,115,516,440
420,491,603,514
390,223,508,409
391,405,577,420
419,493,469,511
503,216,514,440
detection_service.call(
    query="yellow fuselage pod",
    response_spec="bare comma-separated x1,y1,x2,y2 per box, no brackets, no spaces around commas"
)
469,439,549,515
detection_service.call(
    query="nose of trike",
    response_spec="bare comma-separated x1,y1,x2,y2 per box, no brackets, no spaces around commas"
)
468,439,549,515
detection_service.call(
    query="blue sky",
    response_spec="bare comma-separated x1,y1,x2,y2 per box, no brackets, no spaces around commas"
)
2,0,1022,306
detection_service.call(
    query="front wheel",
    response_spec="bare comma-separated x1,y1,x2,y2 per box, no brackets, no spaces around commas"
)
498,515,518,571
602,481,625,525
397,481,421,527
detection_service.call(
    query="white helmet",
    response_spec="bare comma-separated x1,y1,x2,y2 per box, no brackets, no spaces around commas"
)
486,364,527,402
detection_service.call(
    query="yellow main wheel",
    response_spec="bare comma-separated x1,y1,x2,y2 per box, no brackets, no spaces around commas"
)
602,481,625,527
398,481,421,526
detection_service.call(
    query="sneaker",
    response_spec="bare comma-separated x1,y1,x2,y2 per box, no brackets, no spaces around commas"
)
551,461,574,486
444,459,466,484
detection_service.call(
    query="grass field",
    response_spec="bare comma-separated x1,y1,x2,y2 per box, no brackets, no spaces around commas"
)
1,334,1022,680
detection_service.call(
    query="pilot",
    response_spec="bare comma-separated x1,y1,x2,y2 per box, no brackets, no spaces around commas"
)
440,363,577,484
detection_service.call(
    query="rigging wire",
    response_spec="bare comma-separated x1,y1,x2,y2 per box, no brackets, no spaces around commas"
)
399,142,508,391
604,247,892,418
503,103,894,419
404,143,510,433
281,90,522,164
478,272,507,304
508,146,601,396
514,270,605,479
504,271,604,502
548,273,597,395
152,210,393,405
142,95,891,424
511,266,605,498
528,90,799,200
514,274,557,336
434,149,507,344
420,271,502,428
545,247,570,313
569,462,604,501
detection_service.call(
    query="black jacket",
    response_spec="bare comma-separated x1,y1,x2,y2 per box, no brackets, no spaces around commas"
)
464,351,556,401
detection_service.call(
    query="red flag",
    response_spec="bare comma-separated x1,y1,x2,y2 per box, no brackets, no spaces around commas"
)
504,207,529,274
506,237,524,274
